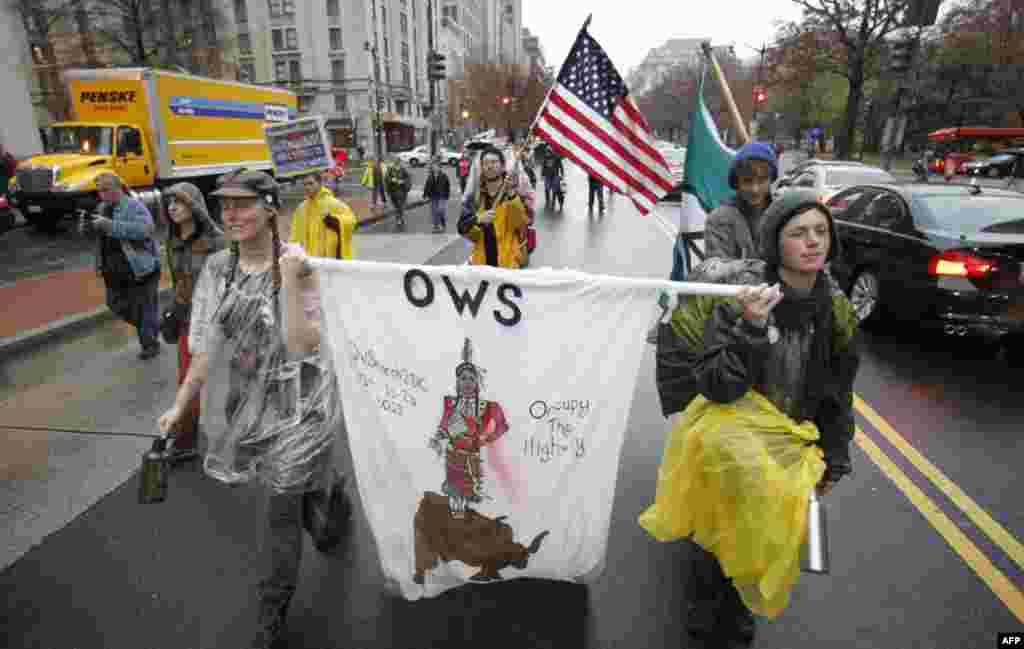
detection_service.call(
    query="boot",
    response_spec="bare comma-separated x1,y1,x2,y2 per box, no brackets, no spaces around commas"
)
252,596,289,649
722,581,756,647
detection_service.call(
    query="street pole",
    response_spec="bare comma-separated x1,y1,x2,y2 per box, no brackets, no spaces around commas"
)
367,6,385,165
427,0,438,157
754,42,766,138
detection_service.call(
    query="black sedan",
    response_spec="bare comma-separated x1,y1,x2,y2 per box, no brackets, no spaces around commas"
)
826,183,1024,358
963,151,1023,178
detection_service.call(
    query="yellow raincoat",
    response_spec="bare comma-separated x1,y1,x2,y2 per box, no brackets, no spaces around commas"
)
462,193,529,269
360,160,388,189
289,186,357,259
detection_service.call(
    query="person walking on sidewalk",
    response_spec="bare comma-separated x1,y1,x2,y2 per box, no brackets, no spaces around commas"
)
163,182,225,463
385,157,411,228
423,158,451,233
81,172,162,359
457,152,472,195
290,173,356,260
361,158,389,210
157,169,352,649
541,149,565,209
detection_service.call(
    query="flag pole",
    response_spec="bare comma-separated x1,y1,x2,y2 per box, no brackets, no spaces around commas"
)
701,41,750,145
306,257,745,298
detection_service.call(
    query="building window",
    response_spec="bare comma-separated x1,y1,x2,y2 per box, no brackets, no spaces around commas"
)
401,42,409,63
272,29,284,50
290,59,302,82
275,60,287,81
286,28,298,50
395,100,406,115
329,27,342,51
298,95,313,113
326,0,339,18
335,94,347,112
381,6,387,27
239,62,256,82
400,13,408,37
402,64,410,86
269,0,295,16
332,58,345,81
383,37,389,57
238,32,252,54
234,0,247,22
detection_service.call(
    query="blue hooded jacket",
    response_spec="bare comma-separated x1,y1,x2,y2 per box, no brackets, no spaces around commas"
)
728,142,779,189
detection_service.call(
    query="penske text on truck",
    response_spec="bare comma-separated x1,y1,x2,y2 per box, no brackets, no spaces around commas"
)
11,67,297,231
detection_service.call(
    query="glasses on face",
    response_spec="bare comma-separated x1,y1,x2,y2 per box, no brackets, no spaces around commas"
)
220,197,260,212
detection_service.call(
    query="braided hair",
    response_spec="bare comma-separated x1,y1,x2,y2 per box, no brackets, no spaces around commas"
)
223,197,283,298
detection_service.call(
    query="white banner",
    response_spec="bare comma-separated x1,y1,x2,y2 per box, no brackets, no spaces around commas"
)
317,260,662,599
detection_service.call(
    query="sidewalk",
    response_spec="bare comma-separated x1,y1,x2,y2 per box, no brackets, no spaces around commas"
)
0,192,426,361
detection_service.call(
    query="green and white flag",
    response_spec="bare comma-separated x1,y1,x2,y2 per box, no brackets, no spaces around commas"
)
680,73,736,233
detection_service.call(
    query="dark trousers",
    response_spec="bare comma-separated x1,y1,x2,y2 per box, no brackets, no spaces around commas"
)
588,184,604,211
105,271,160,350
688,540,755,641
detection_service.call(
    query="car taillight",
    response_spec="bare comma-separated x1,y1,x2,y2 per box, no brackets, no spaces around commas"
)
928,250,998,279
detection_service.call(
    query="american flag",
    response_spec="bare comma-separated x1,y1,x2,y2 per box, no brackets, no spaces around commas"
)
533,26,673,215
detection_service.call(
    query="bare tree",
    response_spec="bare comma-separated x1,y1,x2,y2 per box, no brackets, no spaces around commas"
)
10,0,86,120
779,0,909,158
75,0,232,75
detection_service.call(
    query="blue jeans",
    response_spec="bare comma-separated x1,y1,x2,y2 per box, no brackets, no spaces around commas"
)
670,234,690,282
431,198,447,228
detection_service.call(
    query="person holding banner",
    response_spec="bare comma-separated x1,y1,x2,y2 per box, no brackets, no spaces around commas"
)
457,146,530,269
289,173,357,260
156,169,351,649
641,189,860,646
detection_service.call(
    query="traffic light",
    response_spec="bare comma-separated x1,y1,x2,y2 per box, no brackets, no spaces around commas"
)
753,87,767,106
501,96,511,106
890,37,917,75
427,51,447,81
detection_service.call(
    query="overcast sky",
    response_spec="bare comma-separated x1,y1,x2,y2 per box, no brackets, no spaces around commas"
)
521,0,806,76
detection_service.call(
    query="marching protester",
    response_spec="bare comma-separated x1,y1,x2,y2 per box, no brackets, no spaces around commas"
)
161,182,225,463
704,142,779,260
541,148,565,209
290,172,357,260
385,157,412,228
422,158,452,233
0,143,17,195
587,172,605,215
642,189,860,647
361,158,388,210
80,172,162,360
458,146,530,268
457,151,472,195
157,169,352,649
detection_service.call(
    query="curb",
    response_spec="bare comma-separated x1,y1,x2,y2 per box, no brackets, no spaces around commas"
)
0,287,176,362
0,198,429,362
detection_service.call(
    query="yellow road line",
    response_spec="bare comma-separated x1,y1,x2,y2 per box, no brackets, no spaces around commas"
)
854,394,1024,571
855,428,1024,622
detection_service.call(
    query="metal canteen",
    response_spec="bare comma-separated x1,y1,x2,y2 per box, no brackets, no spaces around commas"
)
800,488,830,574
138,435,170,504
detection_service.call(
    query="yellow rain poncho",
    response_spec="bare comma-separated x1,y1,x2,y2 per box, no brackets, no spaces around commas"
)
639,390,825,619
289,186,356,260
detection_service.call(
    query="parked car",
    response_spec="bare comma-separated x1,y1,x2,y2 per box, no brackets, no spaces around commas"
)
964,149,1024,178
825,183,1024,360
396,146,431,166
774,164,896,204
437,148,461,166
774,158,865,192
659,147,686,201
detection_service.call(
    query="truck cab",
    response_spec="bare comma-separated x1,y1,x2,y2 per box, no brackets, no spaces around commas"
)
13,122,156,232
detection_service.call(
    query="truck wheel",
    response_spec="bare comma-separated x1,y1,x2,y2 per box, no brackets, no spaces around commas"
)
25,207,64,234
0,208,15,235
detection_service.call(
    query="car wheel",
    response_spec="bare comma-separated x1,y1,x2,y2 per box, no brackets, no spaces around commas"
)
0,208,15,235
25,207,63,234
988,167,1000,178
848,270,882,326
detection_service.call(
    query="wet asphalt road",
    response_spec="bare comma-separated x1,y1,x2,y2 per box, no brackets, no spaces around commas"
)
0,163,1021,649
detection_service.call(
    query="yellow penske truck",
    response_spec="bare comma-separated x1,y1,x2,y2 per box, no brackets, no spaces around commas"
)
11,67,297,231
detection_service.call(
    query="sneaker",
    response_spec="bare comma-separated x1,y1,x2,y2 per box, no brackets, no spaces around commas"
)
138,344,161,360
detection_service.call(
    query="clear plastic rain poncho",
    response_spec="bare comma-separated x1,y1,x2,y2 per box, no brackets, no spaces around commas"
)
191,253,340,494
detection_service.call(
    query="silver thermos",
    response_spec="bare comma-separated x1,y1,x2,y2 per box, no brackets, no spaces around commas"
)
800,488,830,574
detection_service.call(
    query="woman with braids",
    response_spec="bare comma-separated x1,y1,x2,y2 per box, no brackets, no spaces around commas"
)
156,169,352,649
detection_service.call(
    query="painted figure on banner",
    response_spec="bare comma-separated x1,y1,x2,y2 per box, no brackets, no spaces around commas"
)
415,337,549,585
